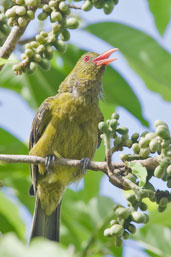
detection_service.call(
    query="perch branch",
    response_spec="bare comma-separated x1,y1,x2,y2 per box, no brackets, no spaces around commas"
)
0,154,159,190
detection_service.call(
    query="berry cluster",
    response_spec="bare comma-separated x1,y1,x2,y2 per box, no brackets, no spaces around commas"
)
99,113,171,246
0,6,10,46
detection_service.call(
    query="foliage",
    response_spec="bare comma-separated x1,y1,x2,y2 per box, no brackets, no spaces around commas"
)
0,0,171,256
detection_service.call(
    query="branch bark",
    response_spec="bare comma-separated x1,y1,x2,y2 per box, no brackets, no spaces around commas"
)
0,24,29,71
0,154,159,190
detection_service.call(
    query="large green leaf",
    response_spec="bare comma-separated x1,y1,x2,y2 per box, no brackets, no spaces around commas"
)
61,191,122,256
85,22,171,102
0,64,65,110
0,192,26,240
0,128,34,213
133,224,171,257
0,233,75,257
147,0,171,36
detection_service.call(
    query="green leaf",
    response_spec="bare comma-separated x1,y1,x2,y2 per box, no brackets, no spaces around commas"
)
147,0,171,36
85,22,171,102
128,162,147,187
133,224,171,257
61,192,120,256
0,192,26,240
0,128,34,213
0,58,15,65
0,233,75,257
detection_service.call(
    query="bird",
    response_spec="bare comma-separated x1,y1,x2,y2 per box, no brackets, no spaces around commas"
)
29,48,118,242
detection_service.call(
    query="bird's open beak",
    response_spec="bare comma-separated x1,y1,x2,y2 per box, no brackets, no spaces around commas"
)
92,48,118,66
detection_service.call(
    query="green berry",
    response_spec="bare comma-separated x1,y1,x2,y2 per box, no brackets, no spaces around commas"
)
25,0,37,6
103,0,114,14
25,48,34,57
29,62,37,71
158,205,167,213
34,53,41,62
49,0,58,8
36,44,45,53
27,10,35,20
139,202,148,211
116,127,128,135
109,119,118,130
131,133,139,142
112,112,119,120
120,153,128,161
125,193,136,204
139,148,150,158
154,165,165,178
66,17,79,29
38,12,48,21
132,143,140,154
93,0,104,9
155,120,168,128
156,125,170,140
131,211,146,223
110,220,118,226
98,122,109,134
60,29,70,41
114,136,122,146
149,138,160,153
43,4,51,13
123,231,129,240
167,179,171,188
51,11,62,22
16,6,26,16
5,8,16,18
36,34,46,44
110,224,124,237
115,207,130,219
59,1,69,12
166,165,171,176
141,131,149,137
38,58,51,71
82,0,93,11
139,137,150,148
104,228,111,237
52,23,62,33
44,45,54,59
30,41,39,48
159,197,168,207
13,63,23,72
18,17,27,27
127,224,136,234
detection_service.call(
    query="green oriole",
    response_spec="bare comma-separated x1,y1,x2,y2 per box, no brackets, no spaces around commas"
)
29,48,118,241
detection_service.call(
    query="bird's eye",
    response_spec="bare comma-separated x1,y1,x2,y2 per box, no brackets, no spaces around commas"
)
84,56,89,62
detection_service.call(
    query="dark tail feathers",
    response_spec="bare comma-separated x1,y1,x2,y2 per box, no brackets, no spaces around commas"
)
30,196,61,242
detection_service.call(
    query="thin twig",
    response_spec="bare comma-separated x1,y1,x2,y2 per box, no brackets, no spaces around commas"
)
0,154,159,190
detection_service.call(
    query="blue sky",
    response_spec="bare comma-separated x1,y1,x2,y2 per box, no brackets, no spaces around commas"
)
0,0,171,256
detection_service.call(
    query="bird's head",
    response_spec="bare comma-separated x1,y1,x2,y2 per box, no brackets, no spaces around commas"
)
59,48,118,99
73,48,118,81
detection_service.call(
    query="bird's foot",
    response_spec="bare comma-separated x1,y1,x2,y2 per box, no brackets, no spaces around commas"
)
80,158,90,175
45,155,56,175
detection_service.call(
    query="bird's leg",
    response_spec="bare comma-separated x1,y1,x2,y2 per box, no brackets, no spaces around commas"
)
45,155,57,175
80,158,90,175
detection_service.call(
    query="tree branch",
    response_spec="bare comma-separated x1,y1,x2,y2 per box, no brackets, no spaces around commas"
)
0,25,28,71
0,154,159,190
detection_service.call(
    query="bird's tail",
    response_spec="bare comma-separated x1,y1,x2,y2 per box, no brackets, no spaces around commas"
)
29,195,61,242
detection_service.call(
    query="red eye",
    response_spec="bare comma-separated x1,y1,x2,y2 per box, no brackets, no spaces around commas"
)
84,56,89,62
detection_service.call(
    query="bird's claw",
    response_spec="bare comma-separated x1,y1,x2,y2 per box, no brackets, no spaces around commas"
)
45,155,56,175
80,158,90,175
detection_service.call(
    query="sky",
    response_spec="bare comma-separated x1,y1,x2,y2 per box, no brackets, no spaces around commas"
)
0,0,171,256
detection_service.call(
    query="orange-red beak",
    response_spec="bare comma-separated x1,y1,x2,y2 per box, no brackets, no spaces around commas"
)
92,48,118,66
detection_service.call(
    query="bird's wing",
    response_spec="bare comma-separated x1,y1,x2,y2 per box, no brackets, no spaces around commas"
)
29,97,53,195
97,112,104,149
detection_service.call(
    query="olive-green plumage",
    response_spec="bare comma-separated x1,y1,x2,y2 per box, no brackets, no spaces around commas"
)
29,52,107,241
